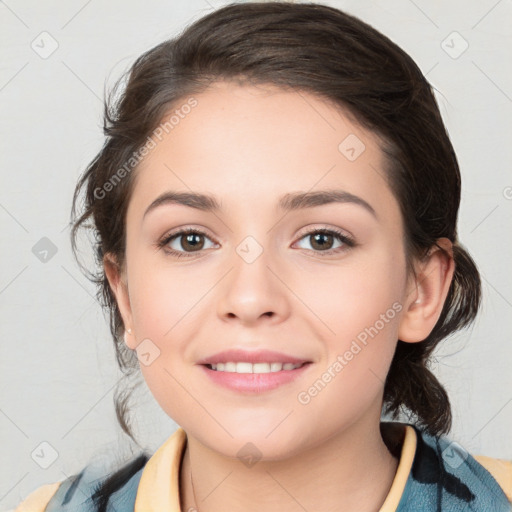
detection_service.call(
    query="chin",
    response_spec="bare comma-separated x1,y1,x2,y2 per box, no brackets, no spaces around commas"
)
193,420,312,462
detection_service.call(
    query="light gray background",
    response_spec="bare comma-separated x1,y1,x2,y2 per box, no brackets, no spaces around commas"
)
1,0,511,509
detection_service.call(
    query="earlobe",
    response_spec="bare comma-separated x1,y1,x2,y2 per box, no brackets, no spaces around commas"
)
123,328,136,350
398,239,455,343
103,253,135,348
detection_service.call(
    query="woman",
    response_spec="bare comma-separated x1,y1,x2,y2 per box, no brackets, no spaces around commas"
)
13,2,512,511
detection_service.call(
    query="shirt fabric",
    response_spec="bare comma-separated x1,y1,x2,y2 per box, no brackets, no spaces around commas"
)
13,422,512,512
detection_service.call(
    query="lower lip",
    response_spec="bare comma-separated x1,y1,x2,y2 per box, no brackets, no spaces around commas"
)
199,363,312,393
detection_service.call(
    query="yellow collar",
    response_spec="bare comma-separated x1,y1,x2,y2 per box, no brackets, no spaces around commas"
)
134,425,417,512
134,427,187,512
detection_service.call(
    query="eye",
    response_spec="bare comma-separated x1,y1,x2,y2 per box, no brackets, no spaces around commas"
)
157,226,355,259
157,228,217,258
294,228,355,256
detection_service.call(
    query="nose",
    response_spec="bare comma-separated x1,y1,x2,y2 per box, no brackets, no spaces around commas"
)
215,242,290,327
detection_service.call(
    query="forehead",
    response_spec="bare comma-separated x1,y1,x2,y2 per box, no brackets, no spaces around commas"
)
128,80,398,221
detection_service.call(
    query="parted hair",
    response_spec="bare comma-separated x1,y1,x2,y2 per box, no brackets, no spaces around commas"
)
71,1,480,467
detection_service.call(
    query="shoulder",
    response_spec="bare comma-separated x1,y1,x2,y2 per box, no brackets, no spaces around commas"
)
473,455,512,503
13,453,150,512
397,424,512,511
13,482,62,512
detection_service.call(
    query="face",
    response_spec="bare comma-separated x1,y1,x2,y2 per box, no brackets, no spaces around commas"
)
109,81,415,459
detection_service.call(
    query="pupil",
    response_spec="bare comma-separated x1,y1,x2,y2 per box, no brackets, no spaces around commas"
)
312,233,332,250
183,233,204,251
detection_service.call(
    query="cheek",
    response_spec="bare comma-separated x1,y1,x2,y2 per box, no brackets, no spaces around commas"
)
295,247,405,344
128,258,203,340
295,247,405,393
127,265,202,422
126,258,209,403
295,286,402,431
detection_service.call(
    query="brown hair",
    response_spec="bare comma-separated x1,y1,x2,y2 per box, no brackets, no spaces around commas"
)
71,1,480,443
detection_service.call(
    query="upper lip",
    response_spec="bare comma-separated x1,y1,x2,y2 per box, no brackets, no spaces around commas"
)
196,349,311,365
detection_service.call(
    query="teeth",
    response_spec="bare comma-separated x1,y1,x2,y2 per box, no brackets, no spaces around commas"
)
209,362,303,373
225,362,236,372
270,362,282,372
254,363,271,373
235,362,252,373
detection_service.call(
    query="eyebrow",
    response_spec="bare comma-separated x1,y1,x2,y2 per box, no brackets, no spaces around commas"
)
143,189,377,220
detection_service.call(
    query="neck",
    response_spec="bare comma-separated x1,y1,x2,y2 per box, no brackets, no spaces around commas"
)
179,415,401,512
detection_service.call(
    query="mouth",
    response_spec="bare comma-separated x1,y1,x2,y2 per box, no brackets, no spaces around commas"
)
203,361,309,373
196,348,313,392
198,361,313,393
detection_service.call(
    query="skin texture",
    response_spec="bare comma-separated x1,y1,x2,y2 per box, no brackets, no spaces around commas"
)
104,81,454,512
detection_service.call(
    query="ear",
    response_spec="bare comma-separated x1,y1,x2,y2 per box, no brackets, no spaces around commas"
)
398,238,455,343
103,252,137,349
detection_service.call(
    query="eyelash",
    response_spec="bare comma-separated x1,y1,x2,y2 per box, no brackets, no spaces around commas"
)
157,226,356,260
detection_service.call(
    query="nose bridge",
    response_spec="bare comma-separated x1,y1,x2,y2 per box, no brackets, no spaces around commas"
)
225,202,275,269
231,232,275,297
216,231,288,323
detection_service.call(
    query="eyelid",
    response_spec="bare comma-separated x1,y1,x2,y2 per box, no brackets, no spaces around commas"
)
157,225,219,249
295,223,354,241
292,225,356,254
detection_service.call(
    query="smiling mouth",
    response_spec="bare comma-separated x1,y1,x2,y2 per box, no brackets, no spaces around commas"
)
204,361,310,373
